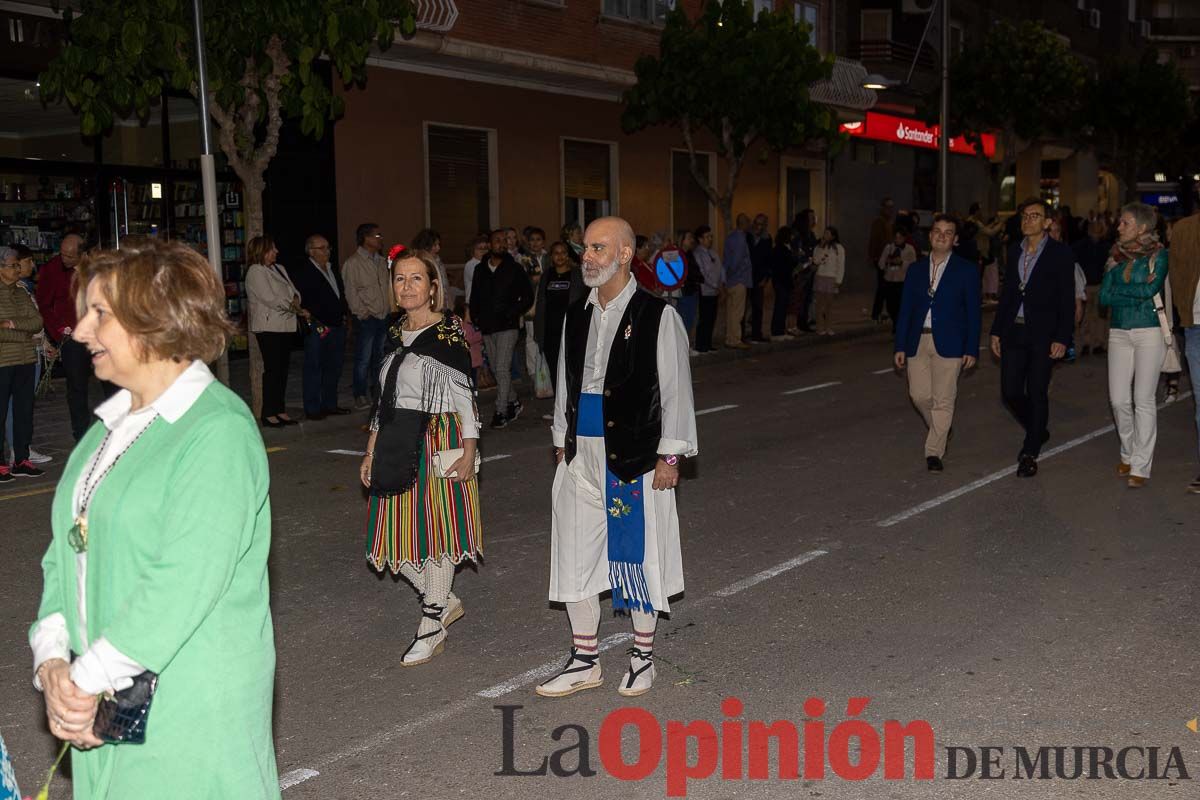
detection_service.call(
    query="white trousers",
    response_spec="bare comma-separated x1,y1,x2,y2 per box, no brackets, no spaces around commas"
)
1107,327,1165,478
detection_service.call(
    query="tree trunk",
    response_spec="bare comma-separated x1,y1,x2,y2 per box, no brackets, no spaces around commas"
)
240,172,266,419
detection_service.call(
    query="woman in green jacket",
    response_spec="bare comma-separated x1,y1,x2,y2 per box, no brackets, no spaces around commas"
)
1100,202,1169,488
29,239,280,799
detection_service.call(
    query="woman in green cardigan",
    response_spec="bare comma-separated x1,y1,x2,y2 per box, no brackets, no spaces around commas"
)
29,239,281,799
1101,202,1169,488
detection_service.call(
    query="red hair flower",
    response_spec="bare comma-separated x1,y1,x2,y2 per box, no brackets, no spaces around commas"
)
388,243,408,261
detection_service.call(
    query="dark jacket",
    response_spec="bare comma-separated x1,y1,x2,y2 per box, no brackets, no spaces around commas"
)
533,264,587,348
563,289,667,483
469,253,534,334
291,259,347,328
990,237,1076,346
769,241,797,286
1073,236,1110,286
894,253,982,358
748,233,773,285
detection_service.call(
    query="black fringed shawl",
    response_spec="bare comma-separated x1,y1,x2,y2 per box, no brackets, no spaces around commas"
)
368,313,477,497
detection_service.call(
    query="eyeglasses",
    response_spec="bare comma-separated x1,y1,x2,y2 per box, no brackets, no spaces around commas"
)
0,262,19,269
310,245,330,251
1021,212,1045,221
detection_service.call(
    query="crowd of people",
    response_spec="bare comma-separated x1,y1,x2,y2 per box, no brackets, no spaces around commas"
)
7,189,1200,797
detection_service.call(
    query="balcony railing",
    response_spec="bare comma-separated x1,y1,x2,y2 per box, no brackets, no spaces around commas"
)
850,39,937,72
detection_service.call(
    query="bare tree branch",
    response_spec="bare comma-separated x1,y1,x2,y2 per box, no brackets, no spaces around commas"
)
681,113,721,209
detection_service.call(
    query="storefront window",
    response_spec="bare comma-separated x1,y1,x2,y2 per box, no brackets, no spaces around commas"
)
426,124,494,265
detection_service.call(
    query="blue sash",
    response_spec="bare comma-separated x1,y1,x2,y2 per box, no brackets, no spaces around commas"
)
576,392,653,612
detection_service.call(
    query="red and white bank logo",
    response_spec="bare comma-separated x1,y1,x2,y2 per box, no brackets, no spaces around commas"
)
495,698,1191,797
895,122,936,146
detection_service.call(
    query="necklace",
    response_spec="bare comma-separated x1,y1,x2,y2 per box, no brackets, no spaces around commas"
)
69,421,154,553
928,255,948,298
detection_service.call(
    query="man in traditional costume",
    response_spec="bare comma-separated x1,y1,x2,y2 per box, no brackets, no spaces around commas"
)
538,216,697,698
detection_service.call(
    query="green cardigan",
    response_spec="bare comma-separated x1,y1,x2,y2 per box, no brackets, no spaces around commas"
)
34,381,280,799
1100,250,1168,330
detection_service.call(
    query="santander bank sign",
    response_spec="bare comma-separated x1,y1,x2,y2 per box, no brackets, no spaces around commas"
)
841,112,996,158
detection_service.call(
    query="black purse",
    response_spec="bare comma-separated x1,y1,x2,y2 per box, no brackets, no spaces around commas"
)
92,669,158,744
369,408,427,496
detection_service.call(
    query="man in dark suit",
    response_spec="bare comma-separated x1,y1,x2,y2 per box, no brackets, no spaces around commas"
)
989,198,1076,477
894,214,981,471
292,234,350,420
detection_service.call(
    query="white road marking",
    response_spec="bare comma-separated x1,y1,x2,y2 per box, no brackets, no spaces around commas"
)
482,454,512,463
281,543,835,788
696,404,739,416
476,632,633,699
876,392,1193,528
782,381,841,396
872,367,895,375
326,449,365,456
713,550,829,597
279,769,320,789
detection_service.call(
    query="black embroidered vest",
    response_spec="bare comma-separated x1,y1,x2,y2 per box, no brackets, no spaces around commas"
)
563,288,666,483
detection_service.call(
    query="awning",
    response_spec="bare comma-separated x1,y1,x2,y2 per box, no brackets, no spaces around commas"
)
809,58,878,112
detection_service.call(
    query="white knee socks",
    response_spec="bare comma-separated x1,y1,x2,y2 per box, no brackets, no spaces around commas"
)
566,596,601,655
400,559,456,635
630,609,657,658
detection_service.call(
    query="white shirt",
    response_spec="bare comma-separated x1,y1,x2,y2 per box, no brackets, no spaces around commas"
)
375,323,480,439
464,257,481,303
551,273,697,457
923,253,951,328
30,361,215,694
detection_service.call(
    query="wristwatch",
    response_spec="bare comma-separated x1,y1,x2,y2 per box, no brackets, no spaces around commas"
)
659,454,681,467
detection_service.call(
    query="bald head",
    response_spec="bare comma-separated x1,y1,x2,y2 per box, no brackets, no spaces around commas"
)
61,234,82,268
581,216,635,291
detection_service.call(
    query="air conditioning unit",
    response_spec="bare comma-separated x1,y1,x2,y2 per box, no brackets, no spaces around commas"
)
902,0,937,14
1139,19,1151,37
1088,8,1101,29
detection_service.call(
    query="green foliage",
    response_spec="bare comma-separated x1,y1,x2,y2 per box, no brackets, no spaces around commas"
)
947,20,1086,150
39,0,415,141
1084,50,1194,190
621,0,837,214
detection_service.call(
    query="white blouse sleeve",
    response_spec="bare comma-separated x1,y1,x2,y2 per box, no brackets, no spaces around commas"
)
655,305,698,457
452,374,480,440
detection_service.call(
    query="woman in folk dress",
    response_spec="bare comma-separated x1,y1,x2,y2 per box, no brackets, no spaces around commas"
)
361,249,482,666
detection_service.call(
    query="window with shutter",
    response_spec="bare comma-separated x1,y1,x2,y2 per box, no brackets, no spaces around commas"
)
562,139,613,228
427,125,492,263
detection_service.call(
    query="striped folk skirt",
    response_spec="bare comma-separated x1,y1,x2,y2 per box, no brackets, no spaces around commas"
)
365,412,482,571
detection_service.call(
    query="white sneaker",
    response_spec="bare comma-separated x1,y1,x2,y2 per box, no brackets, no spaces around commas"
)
535,648,603,697
28,448,51,464
617,648,656,697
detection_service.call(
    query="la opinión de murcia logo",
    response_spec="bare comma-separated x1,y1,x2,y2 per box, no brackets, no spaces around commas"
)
895,122,936,145
495,698,1192,797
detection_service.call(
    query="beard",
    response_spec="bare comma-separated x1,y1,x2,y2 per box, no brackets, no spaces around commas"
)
580,256,619,287
582,257,620,288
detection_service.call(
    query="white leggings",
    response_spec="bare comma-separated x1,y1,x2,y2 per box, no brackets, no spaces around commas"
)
1107,327,1166,478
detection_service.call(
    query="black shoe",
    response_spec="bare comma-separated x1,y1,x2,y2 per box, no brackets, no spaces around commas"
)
10,460,44,478
261,417,285,428
490,412,508,430
507,400,523,421
1017,453,1038,477
324,407,353,416
279,417,300,426
926,456,944,472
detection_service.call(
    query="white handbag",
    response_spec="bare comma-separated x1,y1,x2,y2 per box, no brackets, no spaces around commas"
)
431,448,481,479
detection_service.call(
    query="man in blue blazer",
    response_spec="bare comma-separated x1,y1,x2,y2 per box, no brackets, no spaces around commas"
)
989,197,1076,477
894,214,981,471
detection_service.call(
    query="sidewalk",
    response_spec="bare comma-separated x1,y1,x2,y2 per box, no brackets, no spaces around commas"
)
16,293,892,467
